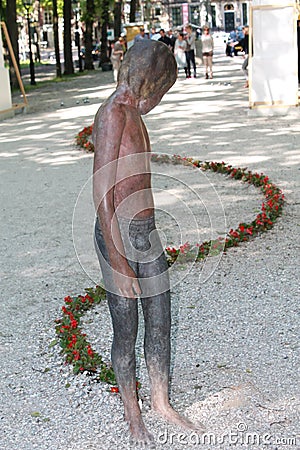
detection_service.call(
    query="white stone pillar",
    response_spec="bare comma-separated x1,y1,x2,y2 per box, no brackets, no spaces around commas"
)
0,23,12,113
249,0,299,115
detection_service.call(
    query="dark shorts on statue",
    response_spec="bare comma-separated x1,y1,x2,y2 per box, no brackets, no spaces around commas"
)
94,216,170,299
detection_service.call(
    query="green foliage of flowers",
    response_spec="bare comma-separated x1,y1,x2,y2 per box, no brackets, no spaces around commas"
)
55,286,116,385
58,126,285,388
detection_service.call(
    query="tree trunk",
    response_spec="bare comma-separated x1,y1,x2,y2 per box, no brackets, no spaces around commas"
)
0,0,5,20
129,0,137,24
52,0,62,78
84,0,95,70
6,0,19,88
114,1,122,40
63,0,74,74
99,0,109,65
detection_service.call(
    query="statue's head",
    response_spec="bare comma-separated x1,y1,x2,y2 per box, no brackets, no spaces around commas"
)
118,40,177,102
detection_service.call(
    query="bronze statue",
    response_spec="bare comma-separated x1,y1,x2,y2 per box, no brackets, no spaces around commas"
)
93,40,204,444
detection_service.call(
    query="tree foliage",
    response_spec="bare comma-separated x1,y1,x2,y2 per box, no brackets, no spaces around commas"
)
1,0,122,78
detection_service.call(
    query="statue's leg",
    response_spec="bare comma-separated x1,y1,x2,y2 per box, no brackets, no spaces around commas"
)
107,293,153,443
139,241,205,432
94,218,154,443
140,287,171,408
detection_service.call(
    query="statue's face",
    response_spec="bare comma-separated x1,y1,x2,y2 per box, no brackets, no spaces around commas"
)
118,40,177,112
137,91,165,115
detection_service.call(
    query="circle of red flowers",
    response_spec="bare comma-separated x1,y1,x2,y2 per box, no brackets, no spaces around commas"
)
55,126,285,391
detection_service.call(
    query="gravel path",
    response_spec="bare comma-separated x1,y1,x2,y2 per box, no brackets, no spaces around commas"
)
1,46,299,449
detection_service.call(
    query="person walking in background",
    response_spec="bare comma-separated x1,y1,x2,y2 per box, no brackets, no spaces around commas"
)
240,25,249,88
158,29,172,49
227,29,238,57
110,37,126,83
174,33,187,77
167,29,176,52
134,27,147,43
150,27,160,40
201,26,214,79
185,25,197,78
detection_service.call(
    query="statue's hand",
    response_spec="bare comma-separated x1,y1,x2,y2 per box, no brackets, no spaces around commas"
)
113,265,142,299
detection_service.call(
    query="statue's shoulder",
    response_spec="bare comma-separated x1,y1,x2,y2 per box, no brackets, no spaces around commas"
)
95,96,126,122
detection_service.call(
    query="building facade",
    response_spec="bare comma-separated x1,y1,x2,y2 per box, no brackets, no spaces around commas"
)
135,0,251,32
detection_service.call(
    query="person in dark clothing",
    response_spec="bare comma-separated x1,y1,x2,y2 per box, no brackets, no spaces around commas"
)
186,25,197,78
158,29,172,49
167,29,176,52
240,26,249,88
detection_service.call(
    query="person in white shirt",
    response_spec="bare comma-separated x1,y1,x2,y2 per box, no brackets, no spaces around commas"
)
201,26,214,79
174,33,188,77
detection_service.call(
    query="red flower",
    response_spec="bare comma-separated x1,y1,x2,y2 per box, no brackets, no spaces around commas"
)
70,319,78,329
87,346,94,357
229,229,239,239
73,350,80,361
110,386,119,393
179,242,190,254
166,246,177,254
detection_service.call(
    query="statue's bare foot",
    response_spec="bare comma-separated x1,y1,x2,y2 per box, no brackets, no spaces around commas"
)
125,411,155,446
152,402,205,433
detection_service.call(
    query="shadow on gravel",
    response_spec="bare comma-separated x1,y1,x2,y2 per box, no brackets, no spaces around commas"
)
3,51,300,173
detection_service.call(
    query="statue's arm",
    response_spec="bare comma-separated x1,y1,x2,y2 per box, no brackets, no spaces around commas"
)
93,105,141,298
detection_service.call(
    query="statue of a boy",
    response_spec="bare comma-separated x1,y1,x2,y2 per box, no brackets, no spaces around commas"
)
93,40,203,443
